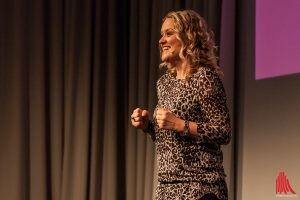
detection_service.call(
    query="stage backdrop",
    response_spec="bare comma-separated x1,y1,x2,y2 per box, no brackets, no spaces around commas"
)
235,0,300,199
0,0,235,200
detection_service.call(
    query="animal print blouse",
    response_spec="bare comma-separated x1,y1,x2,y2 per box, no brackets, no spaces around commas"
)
147,67,231,184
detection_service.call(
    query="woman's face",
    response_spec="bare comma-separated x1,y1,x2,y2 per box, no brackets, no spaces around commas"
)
159,18,183,64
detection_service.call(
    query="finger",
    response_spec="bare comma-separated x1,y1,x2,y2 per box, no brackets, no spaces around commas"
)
136,117,144,121
132,121,143,127
157,107,168,112
131,116,143,122
131,113,141,118
156,119,173,129
134,108,142,115
131,109,144,117
156,110,162,116
142,110,149,117
156,114,166,121
156,118,163,125
157,121,166,129
156,108,163,114
156,108,169,116
131,115,135,122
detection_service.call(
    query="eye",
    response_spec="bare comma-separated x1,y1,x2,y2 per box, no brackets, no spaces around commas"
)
160,30,175,37
166,31,174,36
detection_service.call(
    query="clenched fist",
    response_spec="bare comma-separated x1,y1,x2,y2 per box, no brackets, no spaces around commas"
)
131,108,149,131
155,108,184,132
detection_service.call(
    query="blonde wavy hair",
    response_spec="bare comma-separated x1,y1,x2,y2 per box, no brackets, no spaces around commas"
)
159,10,223,78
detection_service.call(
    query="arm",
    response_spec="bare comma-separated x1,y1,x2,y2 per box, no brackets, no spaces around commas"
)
131,108,156,141
156,70,231,145
143,119,156,141
190,70,231,145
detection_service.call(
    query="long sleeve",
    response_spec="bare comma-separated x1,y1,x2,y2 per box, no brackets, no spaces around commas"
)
143,119,156,141
154,71,230,183
195,70,231,145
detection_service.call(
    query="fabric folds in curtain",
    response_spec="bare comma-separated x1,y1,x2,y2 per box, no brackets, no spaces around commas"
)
0,0,224,200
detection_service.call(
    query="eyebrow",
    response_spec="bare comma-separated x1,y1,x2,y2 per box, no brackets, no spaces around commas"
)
160,28,175,35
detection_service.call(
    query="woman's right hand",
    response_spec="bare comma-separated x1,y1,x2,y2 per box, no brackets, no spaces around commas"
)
131,108,149,131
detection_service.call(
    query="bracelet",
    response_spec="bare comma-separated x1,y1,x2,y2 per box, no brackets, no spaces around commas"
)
181,120,190,137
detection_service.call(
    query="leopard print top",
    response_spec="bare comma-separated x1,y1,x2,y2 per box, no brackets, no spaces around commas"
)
148,67,231,184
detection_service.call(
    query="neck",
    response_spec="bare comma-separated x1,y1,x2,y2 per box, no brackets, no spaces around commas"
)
174,60,189,79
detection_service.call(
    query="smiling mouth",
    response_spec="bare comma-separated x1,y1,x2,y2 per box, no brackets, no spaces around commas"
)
161,46,170,51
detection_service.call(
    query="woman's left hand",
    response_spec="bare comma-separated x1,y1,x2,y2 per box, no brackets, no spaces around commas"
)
155,108,184,132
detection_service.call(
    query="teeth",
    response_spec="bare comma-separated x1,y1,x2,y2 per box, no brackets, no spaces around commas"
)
162,47,170,51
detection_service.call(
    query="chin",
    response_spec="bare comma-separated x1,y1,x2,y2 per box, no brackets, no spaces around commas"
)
161,55,170,62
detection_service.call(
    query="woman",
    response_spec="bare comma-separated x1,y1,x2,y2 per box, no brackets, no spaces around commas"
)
131,10,231,200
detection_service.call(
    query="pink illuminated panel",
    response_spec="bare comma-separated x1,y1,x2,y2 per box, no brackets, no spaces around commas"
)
255,0,300,79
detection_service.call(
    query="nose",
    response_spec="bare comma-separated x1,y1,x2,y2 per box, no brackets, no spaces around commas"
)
159,35,166,46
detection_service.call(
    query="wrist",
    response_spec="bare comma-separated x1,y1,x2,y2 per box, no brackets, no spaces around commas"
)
176,119,185,132
143,120,153,133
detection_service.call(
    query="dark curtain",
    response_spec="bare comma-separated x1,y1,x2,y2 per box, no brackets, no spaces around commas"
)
0,0,223,200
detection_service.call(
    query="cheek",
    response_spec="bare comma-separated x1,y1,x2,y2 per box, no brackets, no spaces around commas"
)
170,39,182,50
171,43,182,54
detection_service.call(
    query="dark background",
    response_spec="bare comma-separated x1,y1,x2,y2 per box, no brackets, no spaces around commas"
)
1,0,299,199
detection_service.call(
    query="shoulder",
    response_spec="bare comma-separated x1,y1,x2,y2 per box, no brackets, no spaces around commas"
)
193,67,224,93
194,67,220,81
157,73,171,86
